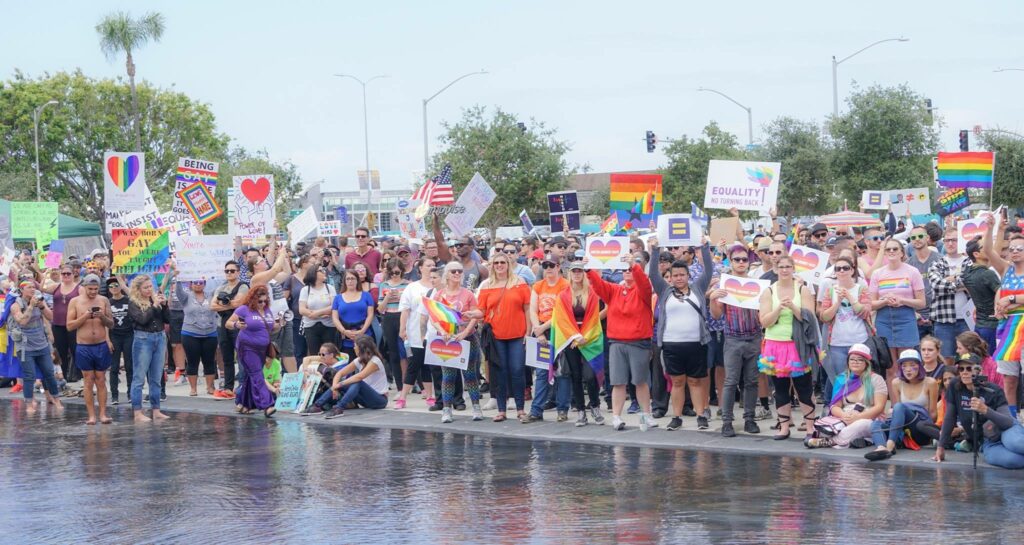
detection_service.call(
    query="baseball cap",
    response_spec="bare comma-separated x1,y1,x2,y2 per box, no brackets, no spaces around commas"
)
958,353,982,367
548,236,568,246
569,261,585,271
897,349,922,365
848,343,873,361
531,249,545,260
756,238,772,251
81,274,101,287
810,223,828,235
90,248,107,259
826,236,838,247
659,252,674,263
105,276,120,286
396,245,411,255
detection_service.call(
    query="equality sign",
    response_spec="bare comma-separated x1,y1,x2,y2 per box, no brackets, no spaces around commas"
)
718,273,769,310
790,244,829,285
525,336,553,370
173,157,219,215
958,217,987,254
423,334,470,370
111,229,170,275
861,190,889,210
584,236,630,270
176,181,223,225
889,187,930,216
103,152,147,210
11,202,58,240
445,172,496,238
174,235,233,282
519,210,536,235
704,160,781,214
229,175,276,238
656,214,702,248
936,188,970,217
161,211,201,253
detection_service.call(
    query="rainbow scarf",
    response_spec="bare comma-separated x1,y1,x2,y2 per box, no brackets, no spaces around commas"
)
550,288,604,379
995,314,1024,361
828,373,863,412
422,296,461,335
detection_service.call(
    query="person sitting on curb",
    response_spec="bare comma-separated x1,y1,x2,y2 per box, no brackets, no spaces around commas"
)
307,336,389,418
866,349,939,461
805,343,888,449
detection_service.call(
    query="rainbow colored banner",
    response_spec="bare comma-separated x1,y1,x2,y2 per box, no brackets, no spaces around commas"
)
111,229,170,274
936,151,995,188
422,297,461,335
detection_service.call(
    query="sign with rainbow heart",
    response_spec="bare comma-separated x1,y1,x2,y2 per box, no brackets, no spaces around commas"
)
957,217,988,254
704,160,781,213
789,244,829,285
718,273,770,310
525,336,554,370
584,236,629,270
229,175,276,238
110,228,170,275
656,214,702,248
423,334,470,370
103,152,147,210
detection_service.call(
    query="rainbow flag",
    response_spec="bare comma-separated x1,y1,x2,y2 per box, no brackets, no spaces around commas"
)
936,151,995,189
995,314,1024,361
550,289,604,379
610,172,662,225
785,223,799,251
600,213,618,234
422,297,461,335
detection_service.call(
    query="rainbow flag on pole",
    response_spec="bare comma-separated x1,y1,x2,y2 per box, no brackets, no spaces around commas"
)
422,297,461,335
936,151,995,189
600,213,618,234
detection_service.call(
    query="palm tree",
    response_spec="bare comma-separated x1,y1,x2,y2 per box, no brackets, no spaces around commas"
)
96,11,166,152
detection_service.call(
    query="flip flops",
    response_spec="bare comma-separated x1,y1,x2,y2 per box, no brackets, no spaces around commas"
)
864,449,894,462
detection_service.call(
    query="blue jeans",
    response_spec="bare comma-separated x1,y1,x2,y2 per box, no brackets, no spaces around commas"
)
934,320,969,359
983,424,1024,469
871,402,930,446
20,348,60,400
976,326,998,357
822,345,851,401
315,381,387,410
131,330,166,410
530,368,571,416
492,338,526,412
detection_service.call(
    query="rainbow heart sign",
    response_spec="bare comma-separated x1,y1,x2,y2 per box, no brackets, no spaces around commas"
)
789,244,829,285
585,236,629,270
958,218,988,254
719,273,769,310
423,334,469,370
103,152,147,210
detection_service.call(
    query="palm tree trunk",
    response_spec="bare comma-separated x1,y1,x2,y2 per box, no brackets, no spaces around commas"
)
126,51,142,152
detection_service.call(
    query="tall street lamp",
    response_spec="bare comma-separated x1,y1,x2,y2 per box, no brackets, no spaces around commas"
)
832,37,909,118
33,100,59,201
697,87,753,146
335,74,388,214
422,70,488,178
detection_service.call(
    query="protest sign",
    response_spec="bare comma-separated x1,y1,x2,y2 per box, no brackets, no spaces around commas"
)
229,175,276,238
286,206,319,244
718,274,769,310
273,373,304,412
936,188,970,217
656,214,702,248
584,236,629,270
335,206,349,226
111,229,170,274
889,188,930,216
445,173,496,238
703,160,781,213
423,334,470,370
519,210,536,235
709,216,741,245
551,212,581,232
395,199,427,242
958,217,988,254
173,157,219,215
11,202,58,240
103,152,147,210
525,336,553,370
176,181,223,225
790,244,829,285
610,173,662,231
106,185,162,233
318,221,341,237
160,211,201,253
295,366,323,413
0,202,12,249
35,229,59,268
861,190,889,210
45,240,65,269
548,190,580,232
0,247,15,276
174,235,233,282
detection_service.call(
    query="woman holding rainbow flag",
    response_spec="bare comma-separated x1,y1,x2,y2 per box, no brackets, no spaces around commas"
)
426,261,484,424
549,261,605,426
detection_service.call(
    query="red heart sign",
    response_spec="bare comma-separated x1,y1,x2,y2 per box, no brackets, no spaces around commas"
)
240,177,271,205
723,278,762,302
429,339,463,361
589,239,622,263
790,248,820,272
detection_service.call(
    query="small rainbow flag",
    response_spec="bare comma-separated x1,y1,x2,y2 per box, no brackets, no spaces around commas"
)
936,151,995,189
422,297,461,335
632,190,655,215
785,223,799,251
600,213,618,234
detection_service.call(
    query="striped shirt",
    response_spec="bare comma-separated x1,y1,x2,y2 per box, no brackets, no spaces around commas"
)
723,304,761,339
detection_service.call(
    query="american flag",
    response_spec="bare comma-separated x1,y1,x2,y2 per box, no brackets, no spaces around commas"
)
412,164,454,206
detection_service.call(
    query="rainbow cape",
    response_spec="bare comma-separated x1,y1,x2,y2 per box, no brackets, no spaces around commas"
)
550,288,604,379
422,296,461,335
600,213,618,234
936,151,995,189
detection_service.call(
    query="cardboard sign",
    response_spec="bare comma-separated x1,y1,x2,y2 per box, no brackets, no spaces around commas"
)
445,173,496,238
718,273,769,310
958,217,988,254
519,210,536,235
173,157,219,215
525,336,554,370
861,190,889,210
790,244,829,285
656,214,702,248
295,368,323,413
273,372,304,412
111,229,170,274
709,216,741,245
395,198,427,242
174,235,233,282
704,160,781,213
176,181,223,225
11,202,58,240
889,187,931,216
936,188,970,217
106,186,162,234
286,206,319,244
423,334,470,370
229,175,276,238
584,236,630,270
103,152,147,210
161,211,201,253
35,228,59,268
44,239,65,268
318,221,341,237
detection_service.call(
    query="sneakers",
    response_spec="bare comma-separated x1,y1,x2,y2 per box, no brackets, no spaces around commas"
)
428,401,444,412
111,398,119,406
324,407,345,419
483,398,498,411
526,414,544,423
574,410,588,427
682,407,697,417
697,416,709,430
666,417,683,431
10,383,23,394
612,415,625,430
651,408,666,419
303,405,324,416
755,406,772,421
627,400,641,414
744,420,761,434
556,410,568,422
173,370,187,386
804,437,836,449
425,397,436,407
212,390,235,400
441,407,453,423
472,404,483,421
639,413,652,432
701,408,711,420
393,399,407,410
721,422,736,437
589,406,605,425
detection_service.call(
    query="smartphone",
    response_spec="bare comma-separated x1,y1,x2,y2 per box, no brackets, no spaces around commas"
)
90,307,100,314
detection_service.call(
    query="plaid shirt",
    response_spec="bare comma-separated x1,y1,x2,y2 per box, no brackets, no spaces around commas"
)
927,257,962,324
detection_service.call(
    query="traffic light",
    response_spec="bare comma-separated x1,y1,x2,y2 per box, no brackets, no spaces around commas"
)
959,129,969,152
924,98,933,125
645,130,656,153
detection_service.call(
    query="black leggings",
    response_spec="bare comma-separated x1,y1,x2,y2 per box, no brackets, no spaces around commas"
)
53,324,76,378
109,331,134,398
404,347,426,386
380,312,404,384
218,326,238,391
771,374,814,409
183,335,218,376
565,347,600,410
303,322,336,359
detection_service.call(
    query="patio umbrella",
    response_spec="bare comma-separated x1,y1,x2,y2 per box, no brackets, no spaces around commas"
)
818,210,883,229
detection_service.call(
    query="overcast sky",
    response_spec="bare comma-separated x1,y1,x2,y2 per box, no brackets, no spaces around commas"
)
5,0,1024,193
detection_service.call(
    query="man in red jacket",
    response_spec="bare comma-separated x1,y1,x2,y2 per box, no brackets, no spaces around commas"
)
586,256,656,431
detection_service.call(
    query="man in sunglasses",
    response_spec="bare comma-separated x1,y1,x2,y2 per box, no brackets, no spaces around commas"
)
344,227,382,277
758,241,788,283
860,226,885,268
211,260,250,398
503,241,536,285
807,222,829,251
905,225,938,338
928,227,971,366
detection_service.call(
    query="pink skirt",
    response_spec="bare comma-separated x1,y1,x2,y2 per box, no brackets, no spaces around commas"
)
758,339,811,378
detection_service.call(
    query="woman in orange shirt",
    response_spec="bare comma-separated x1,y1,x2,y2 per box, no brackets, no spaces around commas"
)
527,256,570,422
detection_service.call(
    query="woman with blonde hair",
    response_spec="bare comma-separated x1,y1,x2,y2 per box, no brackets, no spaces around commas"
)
127,275,171,422
426,261,483,423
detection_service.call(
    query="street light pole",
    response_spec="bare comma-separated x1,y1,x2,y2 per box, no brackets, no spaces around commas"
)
994,68,1024,73
335,74,388,220
33,100,59,201
832,37,909,118
697,87,753,146
422,70,488,179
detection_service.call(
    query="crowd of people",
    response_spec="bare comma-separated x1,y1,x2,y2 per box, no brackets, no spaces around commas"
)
4,207,1024,469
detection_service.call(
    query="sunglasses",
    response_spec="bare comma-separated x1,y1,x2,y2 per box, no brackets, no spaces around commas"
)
884,247,902,253
449,269,464,274
61,272,72,276
502,249,517,254
554,245,567,250
1010,247,1024,253
867,236,884,241
542,262,557,270
224,269,238,273
355,234,368,239
492,261,508,266
909,234,927,241
731,257,748,263
956,365,977,373
108,283,120,288
768,250,784,256
834,266,852,272
390,270,402,276
813,232,828,238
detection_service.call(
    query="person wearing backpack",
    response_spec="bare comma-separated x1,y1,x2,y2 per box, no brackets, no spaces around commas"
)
298,264,337,359
10,280,64,414
210,261,249,399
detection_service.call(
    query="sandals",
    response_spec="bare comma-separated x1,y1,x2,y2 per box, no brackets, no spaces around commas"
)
264,407,276,418
189,392,198,397
773,415,791,441
493,414,507,423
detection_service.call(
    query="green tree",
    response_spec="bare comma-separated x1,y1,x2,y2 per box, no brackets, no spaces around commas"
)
431,106,573,237
760,117,836,215
96,11,165,151
977,131,1024,209
660,121,745,214
830,84,939,206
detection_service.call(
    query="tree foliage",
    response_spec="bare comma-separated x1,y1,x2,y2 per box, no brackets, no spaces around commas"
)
760,117,836,215
978,131,1024,209
659,121,746,214
432,106,573,235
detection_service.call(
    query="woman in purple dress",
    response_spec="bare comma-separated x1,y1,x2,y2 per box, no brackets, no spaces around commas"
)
224,285,282,417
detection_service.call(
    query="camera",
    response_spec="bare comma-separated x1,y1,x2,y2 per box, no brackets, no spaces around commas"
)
33,292,43,302
217,293,232,305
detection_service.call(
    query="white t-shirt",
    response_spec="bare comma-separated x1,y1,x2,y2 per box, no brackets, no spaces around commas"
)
661,292,702,343
944,254,970,320
356,356,389,395
299,284,336,328
817,278,869,346
398,280,432,349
